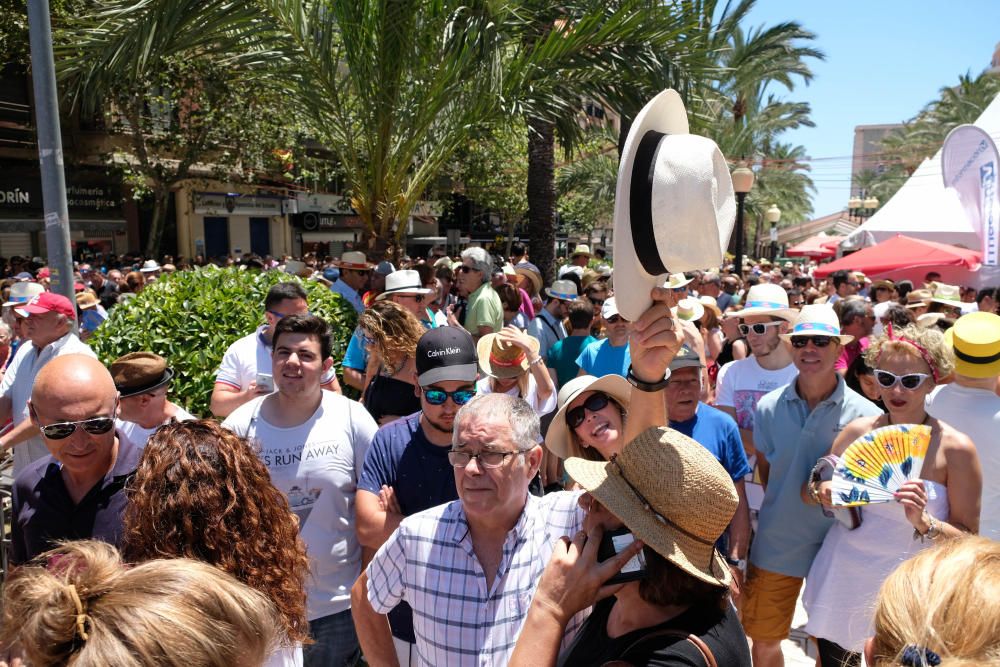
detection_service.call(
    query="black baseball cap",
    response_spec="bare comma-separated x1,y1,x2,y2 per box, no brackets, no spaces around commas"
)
668,345,704,372
416,327,478,386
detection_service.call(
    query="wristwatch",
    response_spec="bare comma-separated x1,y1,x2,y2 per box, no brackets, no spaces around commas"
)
725,556,747,573
626,366,671,392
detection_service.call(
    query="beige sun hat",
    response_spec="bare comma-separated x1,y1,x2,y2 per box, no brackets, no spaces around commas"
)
376,269,435,300
545,374,632,460
565,426,737,588
725,283,798,321
476,332,540,380
571,244,592,258
779,304,854,345
612,89,736,322
514,266,543,296
698,295,722,319
545,279,579,302
905,289,933,309
334,250,374,270
662,272,694,290
930,282,963,307
672,297,704,323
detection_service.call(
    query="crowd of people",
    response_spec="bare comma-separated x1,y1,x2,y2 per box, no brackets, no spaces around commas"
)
1,245,999,667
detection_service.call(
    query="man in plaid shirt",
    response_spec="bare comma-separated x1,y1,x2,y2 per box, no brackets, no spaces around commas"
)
352,393,586,666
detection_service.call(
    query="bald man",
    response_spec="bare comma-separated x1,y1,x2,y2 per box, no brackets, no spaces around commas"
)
10,354,138,564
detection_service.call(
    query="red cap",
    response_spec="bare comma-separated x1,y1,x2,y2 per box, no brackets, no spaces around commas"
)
16,292,76,320
36,267,51,279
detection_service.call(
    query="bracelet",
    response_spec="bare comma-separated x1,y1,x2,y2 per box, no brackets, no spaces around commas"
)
625,366,671,392
529,356,546,366
807,480,823,505
913,512,941,542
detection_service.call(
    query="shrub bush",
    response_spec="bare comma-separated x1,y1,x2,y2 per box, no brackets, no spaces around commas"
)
89,266,357,418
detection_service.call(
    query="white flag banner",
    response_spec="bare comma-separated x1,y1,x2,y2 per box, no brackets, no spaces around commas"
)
942,124,1000,266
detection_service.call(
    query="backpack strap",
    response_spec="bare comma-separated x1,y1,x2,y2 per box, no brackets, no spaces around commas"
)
600,628,717,667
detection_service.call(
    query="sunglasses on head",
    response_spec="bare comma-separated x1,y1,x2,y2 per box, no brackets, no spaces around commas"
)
423,387,476,406
873,369,931,390
738,321,782,336
790,335,834,349
566,393,611,429
39,416,115,440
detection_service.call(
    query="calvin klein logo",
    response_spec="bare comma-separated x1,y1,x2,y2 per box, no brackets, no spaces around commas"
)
426,347,463,357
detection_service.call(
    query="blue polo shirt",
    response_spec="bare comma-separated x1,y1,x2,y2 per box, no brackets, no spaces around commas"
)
750,376,882,577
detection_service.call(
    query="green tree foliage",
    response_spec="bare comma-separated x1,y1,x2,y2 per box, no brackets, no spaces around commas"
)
89,268,356,418
0,0,84,65
870,71,1000,202
556,124,618,236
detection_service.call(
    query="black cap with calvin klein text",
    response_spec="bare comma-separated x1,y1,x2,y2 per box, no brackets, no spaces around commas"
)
416,326,478,386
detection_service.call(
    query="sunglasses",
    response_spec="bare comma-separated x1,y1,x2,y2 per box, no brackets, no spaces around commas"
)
39,416,115,440
738,321,783,336
267,309,310,320
566,393,610,429
423,388,476,406
790,335,834,349
588,298,606,307
873,369,931,390
399,293,425,303
458,265,478,274
606,315,627,324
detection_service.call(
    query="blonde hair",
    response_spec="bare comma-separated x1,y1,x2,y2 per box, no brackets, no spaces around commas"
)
2,540,280,667
870,536,1000,666
359,300,424,370
864,324,955,380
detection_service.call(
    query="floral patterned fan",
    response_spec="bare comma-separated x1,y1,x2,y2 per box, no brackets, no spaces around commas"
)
831,424,932,506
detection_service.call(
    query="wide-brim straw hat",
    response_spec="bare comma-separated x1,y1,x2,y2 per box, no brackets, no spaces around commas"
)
662,272,694,290
565,426,737,588
515,266,543,296
672,297,704,323
779,304,854,345
376,269,434,300
545,374,632,460
2,281,44,308
476,333,540,379
612,89,736,322
725,283,797,321
905,289,933,308
334,251,374,270
545,279,579,302
945,311,1000,378
698,295,722,319
571,244,593,258
930,283,963,308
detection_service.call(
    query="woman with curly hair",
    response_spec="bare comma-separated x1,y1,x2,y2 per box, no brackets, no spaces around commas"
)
802,324,982,666
358,300,424,425
2,540,281,667
123,420,310,667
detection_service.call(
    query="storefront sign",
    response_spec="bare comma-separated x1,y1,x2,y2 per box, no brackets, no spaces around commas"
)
0,171,122,213
194,192,284,216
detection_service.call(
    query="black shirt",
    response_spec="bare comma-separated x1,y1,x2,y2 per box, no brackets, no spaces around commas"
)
557,597,751,666
11,433,139,565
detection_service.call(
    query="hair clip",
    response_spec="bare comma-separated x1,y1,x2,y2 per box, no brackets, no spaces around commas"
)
900,645,941,666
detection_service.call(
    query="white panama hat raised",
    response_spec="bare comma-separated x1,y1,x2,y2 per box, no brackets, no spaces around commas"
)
612,89,736,322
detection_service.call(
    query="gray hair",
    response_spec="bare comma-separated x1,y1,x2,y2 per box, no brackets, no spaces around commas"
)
452,393,540,451
460,247,493,284
0,320,11,343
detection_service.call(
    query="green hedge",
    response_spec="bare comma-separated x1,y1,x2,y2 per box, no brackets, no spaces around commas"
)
89,267,357,418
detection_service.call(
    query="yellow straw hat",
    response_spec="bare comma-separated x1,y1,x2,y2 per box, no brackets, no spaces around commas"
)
945,311,1000,378
565,426,737,587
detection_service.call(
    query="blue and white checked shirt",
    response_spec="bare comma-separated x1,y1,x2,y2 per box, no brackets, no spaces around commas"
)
367,491,586,666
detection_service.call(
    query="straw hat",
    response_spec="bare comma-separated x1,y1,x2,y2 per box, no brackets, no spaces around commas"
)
872,279,895,291
139,259,161,273
930,283,963,307
945,311,1000,378
905,289,933,309
779,304,854,345
2,281,44,308
476,332,540,380
514,265,543,296
571,244,592,259
334,251,374,270
916,312,946,329
662,273,694,290
672,297,704,323
75,291,99,310
565,426,737,587
376,270,434,300
545,279,578,302
612,89,736,322
698,295,722,319
725,283,797,321
545,374,632,460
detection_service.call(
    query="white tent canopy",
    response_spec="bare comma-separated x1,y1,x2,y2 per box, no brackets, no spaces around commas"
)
842,92,1000,252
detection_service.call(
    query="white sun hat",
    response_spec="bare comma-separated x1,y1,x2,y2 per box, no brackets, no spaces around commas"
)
612,89,736,322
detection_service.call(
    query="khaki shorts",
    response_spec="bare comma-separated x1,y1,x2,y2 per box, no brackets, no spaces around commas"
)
741,564,804,641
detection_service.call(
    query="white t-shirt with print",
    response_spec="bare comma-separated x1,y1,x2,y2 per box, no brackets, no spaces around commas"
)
223,392,378,620
215,325,335,390
715,356,798,432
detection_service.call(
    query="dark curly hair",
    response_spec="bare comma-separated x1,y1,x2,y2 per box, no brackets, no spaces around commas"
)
122,420,310,644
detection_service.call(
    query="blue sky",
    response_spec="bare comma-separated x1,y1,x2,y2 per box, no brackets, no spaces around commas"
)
745,1,1000,218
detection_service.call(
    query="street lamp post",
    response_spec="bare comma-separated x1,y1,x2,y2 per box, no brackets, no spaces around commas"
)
848,191,880,223
731,166,755,276
766,204,781,261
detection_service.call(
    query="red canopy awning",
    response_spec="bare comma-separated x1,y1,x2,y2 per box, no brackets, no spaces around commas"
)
785,234,843,258
813,234,981,279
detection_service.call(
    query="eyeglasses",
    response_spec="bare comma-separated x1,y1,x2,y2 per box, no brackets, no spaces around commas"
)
566,393,610,429
423,388,476,406
448,449,521,469
790,335,834,349
38,416,115,440
873,369,931,390
267,309,310,320
738,321,783,336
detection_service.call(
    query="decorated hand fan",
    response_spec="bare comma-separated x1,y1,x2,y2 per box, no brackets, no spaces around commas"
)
831,424,932,506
